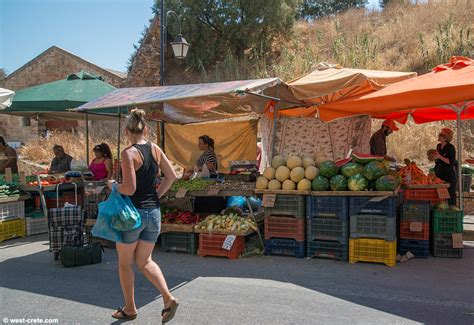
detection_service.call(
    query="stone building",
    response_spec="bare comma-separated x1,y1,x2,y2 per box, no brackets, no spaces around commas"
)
0,46,126,143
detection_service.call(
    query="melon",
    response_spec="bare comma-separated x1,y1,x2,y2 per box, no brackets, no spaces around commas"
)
330,175,348,191
363,161,388,181
297,178,312,190
282,179,296,190
348,173,368,191
335,158,352,168
290,167,305,182
304,166,319,180
256,176,269,190
271,155,287,169
275,166,291,182
341,163,364,178
312,176,330,191
262,167,276,180
302,157,316,168
351,152,384,165
319,161,339,178
314,153,327,167
375,175,400,191
287,156,303,169
268,179,282,190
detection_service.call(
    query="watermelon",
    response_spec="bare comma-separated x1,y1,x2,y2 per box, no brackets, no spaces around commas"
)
375,175,400,191
351,152,384,165
341,163,364,178
312,176,330,191
335,158,352,168
330,175,348,191
348,173,368,191
319,161,339,178
364,161,388,181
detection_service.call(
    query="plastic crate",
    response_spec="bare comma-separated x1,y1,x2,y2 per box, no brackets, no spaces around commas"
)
307,216,349,243
399,239,430,258
462,174,472,192
401,201,431,223
198,233,245,259
264,238,306,258
307,240,348,261
264,195,305,218
160,232,197,254
264,216,305,241
349,196,397,217
349,238,397,267
306,196,349,220
432,234,463,258
0,219,26,242
0,201,25,221
26,217,48,236
399,221,430,240
403,189,445,205
350,214,396,240
432,210,463,234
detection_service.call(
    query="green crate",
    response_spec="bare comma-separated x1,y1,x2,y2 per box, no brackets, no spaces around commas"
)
264,195,305,218
432,210,463,234
160,232,197,254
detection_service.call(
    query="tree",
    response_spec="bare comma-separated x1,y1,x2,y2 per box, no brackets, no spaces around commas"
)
154,0,302,70
0,68,6,81
298,0,368,19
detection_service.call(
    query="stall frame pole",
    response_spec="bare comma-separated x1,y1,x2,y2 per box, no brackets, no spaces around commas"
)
117,109,122,181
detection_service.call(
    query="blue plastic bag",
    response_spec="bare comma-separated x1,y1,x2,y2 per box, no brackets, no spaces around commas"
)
227,196,246,209
92,201,122,242
104,186,141,231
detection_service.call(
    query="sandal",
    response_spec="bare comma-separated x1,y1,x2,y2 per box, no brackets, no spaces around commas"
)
112,306,138,320
161,299,180,324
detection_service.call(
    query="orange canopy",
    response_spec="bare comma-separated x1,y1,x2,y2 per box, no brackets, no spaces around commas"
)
317,57,474,122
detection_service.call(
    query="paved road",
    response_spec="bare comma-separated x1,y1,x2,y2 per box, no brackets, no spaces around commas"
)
1,234,473,325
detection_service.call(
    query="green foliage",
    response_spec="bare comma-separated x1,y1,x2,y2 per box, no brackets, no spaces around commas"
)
298,0,368,19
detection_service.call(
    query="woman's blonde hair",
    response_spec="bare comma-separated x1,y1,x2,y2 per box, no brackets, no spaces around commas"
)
125,109,147,134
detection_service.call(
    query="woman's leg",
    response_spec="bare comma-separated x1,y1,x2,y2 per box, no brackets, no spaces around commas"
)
115,242,139,316
134,240,174,306
448,175,457,206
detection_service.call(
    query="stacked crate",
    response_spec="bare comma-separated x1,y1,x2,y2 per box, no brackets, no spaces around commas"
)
161,232,198,255
25,209,48,236
399,201,431,258
0,201,26,242
431,209,463,258
306,195,349,261
263,195,306,258
348,196,397,266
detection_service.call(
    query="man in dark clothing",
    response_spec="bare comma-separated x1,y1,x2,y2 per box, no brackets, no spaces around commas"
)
50,145,73,173
369,120,399,161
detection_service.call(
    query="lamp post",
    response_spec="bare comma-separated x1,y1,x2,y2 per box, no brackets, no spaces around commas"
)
159,0,190,149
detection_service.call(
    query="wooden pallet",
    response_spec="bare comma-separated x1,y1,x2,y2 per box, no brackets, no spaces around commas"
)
194,228,255,236
404,184,450,189
161,223,195,233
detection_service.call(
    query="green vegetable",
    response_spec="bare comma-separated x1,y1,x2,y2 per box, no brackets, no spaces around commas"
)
311,176,329,191
341,163,364,178
375,175,400,191
348,174,368,191
319,161,339,178
330,175,348,191
171,179,215,192
363,161,388,181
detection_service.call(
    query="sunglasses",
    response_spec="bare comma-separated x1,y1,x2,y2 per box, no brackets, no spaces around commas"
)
438,134,446,137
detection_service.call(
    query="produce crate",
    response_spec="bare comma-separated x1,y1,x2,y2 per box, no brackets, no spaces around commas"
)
306,196,349,220
399,221,430,240
0,218,26,242
0,201,25,221
349,196,397,217
264,195,305,219
264,238,306,258
432,234,463,258
349,214,396,241
462,174,472,192
160,232,197,254
264,216,305,241
198,233,245,259
307,240,348,261
349,238,397,267
403,189,445,205
401,201,431,223
432,210,463,234
307,216,348,243
26,217,48,236
399,239,430,258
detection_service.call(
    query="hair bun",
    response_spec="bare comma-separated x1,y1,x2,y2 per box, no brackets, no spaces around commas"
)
131,108,146,119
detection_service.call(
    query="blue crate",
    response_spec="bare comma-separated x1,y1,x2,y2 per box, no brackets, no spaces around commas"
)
307,240,348,261
306,196,349,220
264,238,306,258
399,239,430,258
349,196,397,217
307,216,349,243
401,201,431,223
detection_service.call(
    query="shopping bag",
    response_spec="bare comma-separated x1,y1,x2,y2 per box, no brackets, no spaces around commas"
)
91,201,122,242
102,186,141,231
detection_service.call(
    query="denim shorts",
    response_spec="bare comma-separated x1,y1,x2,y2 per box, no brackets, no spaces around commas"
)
120,208,161,244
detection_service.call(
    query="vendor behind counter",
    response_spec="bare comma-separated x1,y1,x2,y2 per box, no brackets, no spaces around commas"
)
50,145,73,174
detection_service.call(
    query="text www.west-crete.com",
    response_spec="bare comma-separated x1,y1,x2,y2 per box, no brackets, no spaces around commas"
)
3,318,59,324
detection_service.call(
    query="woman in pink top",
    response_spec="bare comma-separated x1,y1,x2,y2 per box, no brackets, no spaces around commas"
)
90,143,113,181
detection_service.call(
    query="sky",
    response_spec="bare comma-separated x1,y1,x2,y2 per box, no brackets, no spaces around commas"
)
0,0,382,76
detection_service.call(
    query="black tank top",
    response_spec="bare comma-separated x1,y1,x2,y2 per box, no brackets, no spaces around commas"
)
130,142,160,209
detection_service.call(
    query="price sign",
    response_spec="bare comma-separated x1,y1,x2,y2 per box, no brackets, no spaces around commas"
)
207,188,220,196
222,235,236,251
176,188,188,198
262,194,276,207
409,222,423,232
5,168,13,183
19,171,26,185
437,188,450,200
452,233,463,248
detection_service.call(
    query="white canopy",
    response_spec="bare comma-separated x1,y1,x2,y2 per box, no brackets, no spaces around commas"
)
0,88,15,110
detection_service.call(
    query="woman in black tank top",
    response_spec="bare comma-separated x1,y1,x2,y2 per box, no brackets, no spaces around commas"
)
107,109,179,323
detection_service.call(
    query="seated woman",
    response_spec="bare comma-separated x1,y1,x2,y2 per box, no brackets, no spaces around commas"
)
50,145,74,174
183,135,218,179
89,143,113,181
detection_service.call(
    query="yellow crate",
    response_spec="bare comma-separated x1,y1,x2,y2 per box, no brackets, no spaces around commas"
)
349,238,397,267
0,219,26,243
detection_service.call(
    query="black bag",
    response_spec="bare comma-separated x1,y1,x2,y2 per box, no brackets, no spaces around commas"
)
61,243,104,267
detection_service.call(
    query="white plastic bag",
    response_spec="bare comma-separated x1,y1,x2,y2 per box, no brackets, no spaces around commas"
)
70,159,88,171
